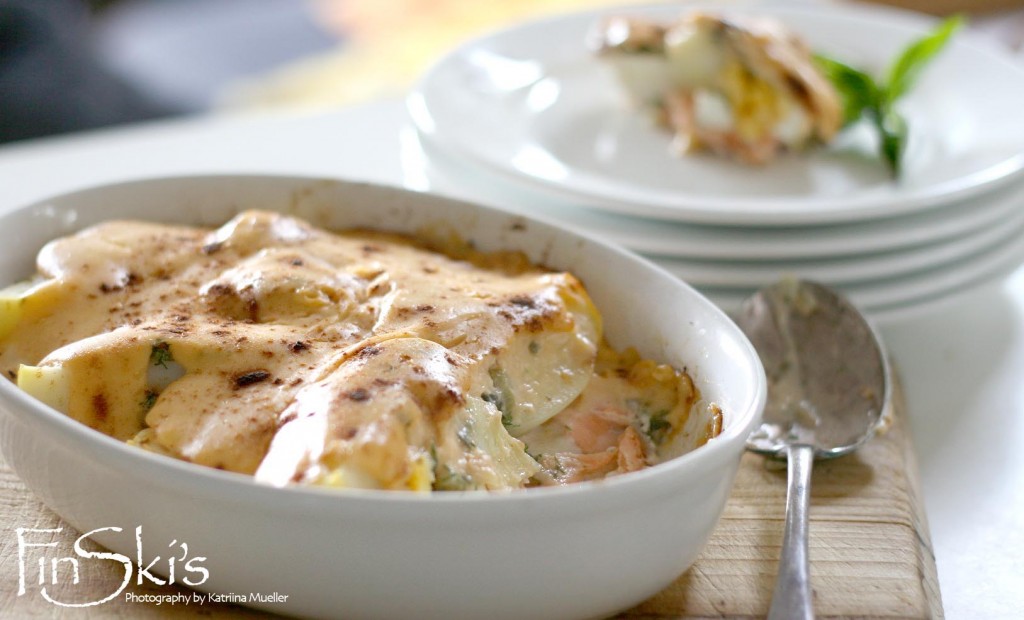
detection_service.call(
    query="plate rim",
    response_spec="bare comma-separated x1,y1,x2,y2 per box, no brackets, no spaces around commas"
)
690,218,1024,312
655,204,1024,287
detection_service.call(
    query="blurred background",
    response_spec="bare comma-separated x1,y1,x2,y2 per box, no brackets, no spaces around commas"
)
1,0,1021,144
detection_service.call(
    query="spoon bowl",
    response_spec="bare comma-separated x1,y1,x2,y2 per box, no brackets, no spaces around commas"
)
735,279,890,620
740,279,890,457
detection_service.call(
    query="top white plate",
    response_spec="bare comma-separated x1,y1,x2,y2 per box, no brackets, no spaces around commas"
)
410,1,1024,226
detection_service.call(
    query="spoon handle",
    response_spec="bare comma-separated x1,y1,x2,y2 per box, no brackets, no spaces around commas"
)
768,443,815,620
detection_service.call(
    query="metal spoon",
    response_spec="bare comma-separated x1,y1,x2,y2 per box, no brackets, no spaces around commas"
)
734,279,890,620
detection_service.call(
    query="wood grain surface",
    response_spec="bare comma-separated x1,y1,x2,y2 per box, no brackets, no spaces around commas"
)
0,380,940,619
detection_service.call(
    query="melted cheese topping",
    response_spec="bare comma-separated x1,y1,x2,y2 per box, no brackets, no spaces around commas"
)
0,210,718,491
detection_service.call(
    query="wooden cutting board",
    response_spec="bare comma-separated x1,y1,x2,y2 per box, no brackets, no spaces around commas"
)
0,378,941,618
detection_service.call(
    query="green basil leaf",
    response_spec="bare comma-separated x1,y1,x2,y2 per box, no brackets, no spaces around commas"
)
884,15,963,104
814,54,878,126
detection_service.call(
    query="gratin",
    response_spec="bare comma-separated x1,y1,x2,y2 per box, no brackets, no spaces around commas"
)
591,11,842,164
0,210,719,492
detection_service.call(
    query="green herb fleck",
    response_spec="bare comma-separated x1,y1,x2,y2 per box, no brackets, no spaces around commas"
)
647,410,672,445
141,390,158,412
434,465,473,491
485,366,517,428
627,399,672,444
150,341,173,368
528,340,540,355
482,390,516,428
482,390,504,410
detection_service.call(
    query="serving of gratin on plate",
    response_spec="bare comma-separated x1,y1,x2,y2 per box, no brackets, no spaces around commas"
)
0,209,720,492
590,8,959,174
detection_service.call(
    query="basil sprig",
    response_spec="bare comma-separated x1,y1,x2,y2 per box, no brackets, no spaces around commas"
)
815,15,963,178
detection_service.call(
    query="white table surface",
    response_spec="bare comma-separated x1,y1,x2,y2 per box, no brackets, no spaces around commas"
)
1,99,1022,619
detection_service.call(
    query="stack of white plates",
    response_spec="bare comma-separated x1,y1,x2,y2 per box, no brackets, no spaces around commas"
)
406,1,1024,320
